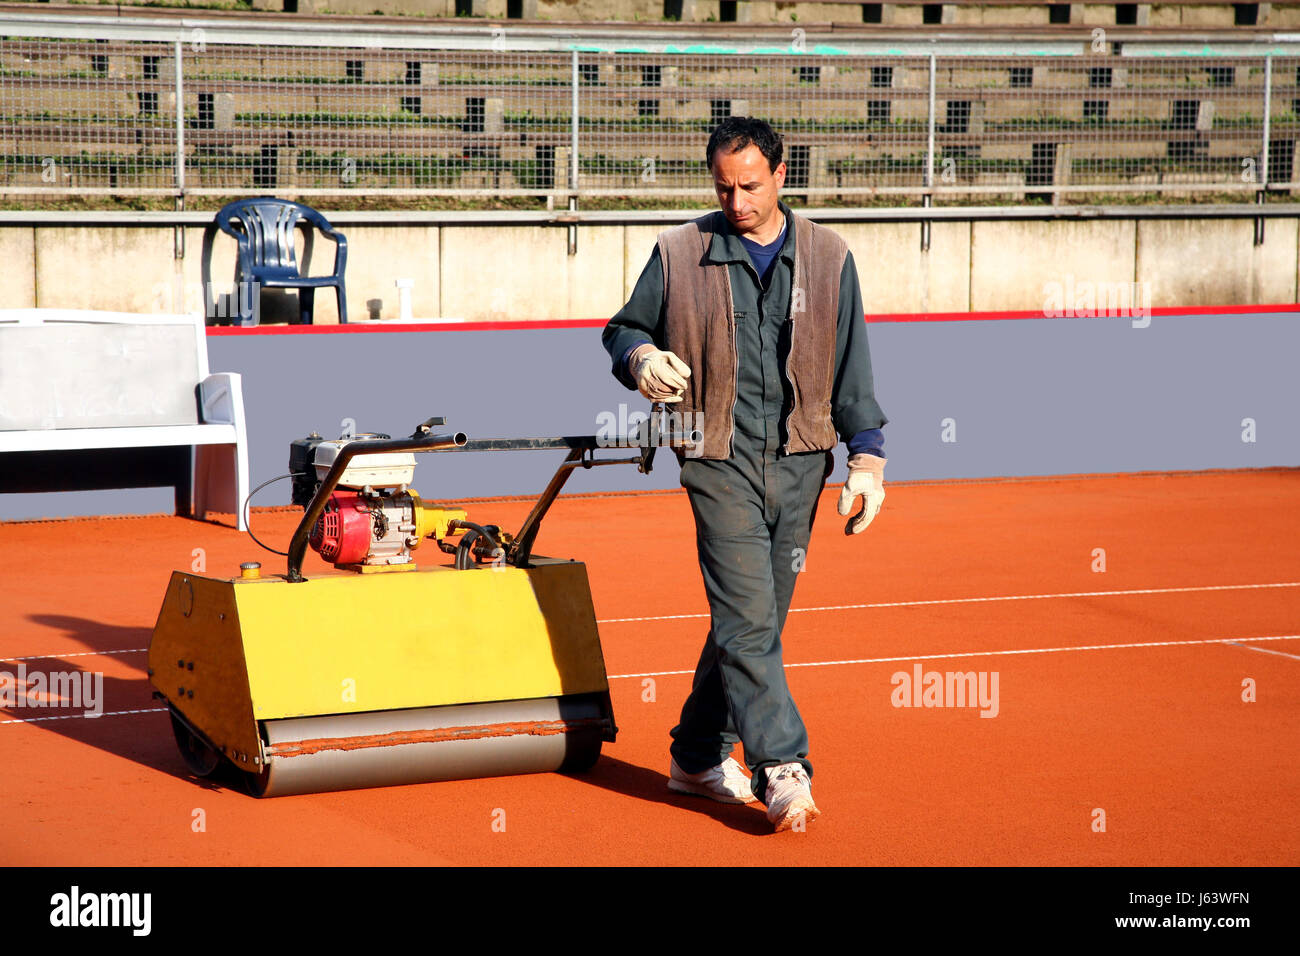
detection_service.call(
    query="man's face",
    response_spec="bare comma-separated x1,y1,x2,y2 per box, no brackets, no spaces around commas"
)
710,142,786,237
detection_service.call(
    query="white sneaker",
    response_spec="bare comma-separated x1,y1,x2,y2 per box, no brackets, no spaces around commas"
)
668,756,758,804
763,762,820,831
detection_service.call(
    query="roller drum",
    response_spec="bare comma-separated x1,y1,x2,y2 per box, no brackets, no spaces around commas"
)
251,695,608,797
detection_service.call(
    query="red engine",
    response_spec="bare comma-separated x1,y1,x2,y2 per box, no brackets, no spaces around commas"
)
308,491,373,566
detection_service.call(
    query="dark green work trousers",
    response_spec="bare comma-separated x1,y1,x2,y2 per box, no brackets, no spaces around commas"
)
669,414,834,803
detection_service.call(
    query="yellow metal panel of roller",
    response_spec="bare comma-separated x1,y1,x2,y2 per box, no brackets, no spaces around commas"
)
149,573,264,764
232,560,611,720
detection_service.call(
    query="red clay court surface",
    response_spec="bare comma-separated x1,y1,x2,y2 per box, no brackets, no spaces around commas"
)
1,468,1297,866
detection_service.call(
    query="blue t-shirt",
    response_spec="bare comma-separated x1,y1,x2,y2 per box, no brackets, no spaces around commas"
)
739,220,788,287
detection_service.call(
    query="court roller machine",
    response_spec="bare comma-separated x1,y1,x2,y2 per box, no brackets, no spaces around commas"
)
148,413,678,796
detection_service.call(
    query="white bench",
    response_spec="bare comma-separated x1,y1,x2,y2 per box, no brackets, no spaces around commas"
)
0,309,249,530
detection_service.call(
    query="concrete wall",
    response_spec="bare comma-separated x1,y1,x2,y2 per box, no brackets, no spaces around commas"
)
841,220,972,314
440,224,625,321
0,227,36,310
2,308,1296,524
971,220,1138,313
1136,218,1299,307
5,213,1300,324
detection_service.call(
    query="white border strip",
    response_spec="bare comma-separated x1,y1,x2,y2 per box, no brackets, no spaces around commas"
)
4,582,1298,663
608,634,1300,679
2,648,147,662
0,707,167,725
3,636,1294,723
597,581,1300,624
1224,640,1300,662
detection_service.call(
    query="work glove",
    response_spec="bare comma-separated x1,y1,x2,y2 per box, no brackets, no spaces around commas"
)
628,344,692,403
837,454,886,535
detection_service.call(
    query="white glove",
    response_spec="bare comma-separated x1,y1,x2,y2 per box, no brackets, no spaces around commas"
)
837,454,886,535
629,344,691,403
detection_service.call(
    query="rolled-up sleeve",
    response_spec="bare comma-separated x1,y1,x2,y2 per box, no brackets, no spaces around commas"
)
601,245,666,391
831,250,888,441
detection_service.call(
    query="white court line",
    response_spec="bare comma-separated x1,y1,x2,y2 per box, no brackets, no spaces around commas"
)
607,634,1300,679
6,581,1297,661
4,636,1296,723
597,581,1300,624
1224,640,1300,662
0,707,167,725
2,648,147,663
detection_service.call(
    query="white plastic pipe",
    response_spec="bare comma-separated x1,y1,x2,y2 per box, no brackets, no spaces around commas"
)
394,278,414,322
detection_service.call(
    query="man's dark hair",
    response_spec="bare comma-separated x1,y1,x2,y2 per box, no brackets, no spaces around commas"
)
706,117,783,172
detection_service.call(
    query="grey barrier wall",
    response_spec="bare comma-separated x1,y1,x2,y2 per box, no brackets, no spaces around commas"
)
2,310,1296,524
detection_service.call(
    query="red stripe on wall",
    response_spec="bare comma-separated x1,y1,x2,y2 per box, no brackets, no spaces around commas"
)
872,302,1300,323
206,318,608,335
206,303,1300,335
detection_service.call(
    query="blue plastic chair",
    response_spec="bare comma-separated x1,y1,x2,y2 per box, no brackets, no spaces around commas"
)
203,198,348,325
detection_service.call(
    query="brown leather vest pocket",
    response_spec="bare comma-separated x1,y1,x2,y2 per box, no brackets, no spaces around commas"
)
783,214,846,453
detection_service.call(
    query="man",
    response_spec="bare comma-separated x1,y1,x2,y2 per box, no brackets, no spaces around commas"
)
601,117,888,832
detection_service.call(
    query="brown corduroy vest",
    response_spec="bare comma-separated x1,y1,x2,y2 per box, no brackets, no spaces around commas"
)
657,210,848,459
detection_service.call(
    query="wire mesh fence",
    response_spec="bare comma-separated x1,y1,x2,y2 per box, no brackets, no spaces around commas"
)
1,27,1296,202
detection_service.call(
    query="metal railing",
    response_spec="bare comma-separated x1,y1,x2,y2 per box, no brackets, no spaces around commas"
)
2,14,1298,202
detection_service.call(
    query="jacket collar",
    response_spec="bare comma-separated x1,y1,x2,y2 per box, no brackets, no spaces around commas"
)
705,201,795,266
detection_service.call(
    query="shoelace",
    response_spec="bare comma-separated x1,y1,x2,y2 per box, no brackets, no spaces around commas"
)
769,765,807,787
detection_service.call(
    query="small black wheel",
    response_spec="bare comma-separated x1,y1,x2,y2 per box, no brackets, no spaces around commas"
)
239,764,272,798
169,707,221,777
558,732,603,773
